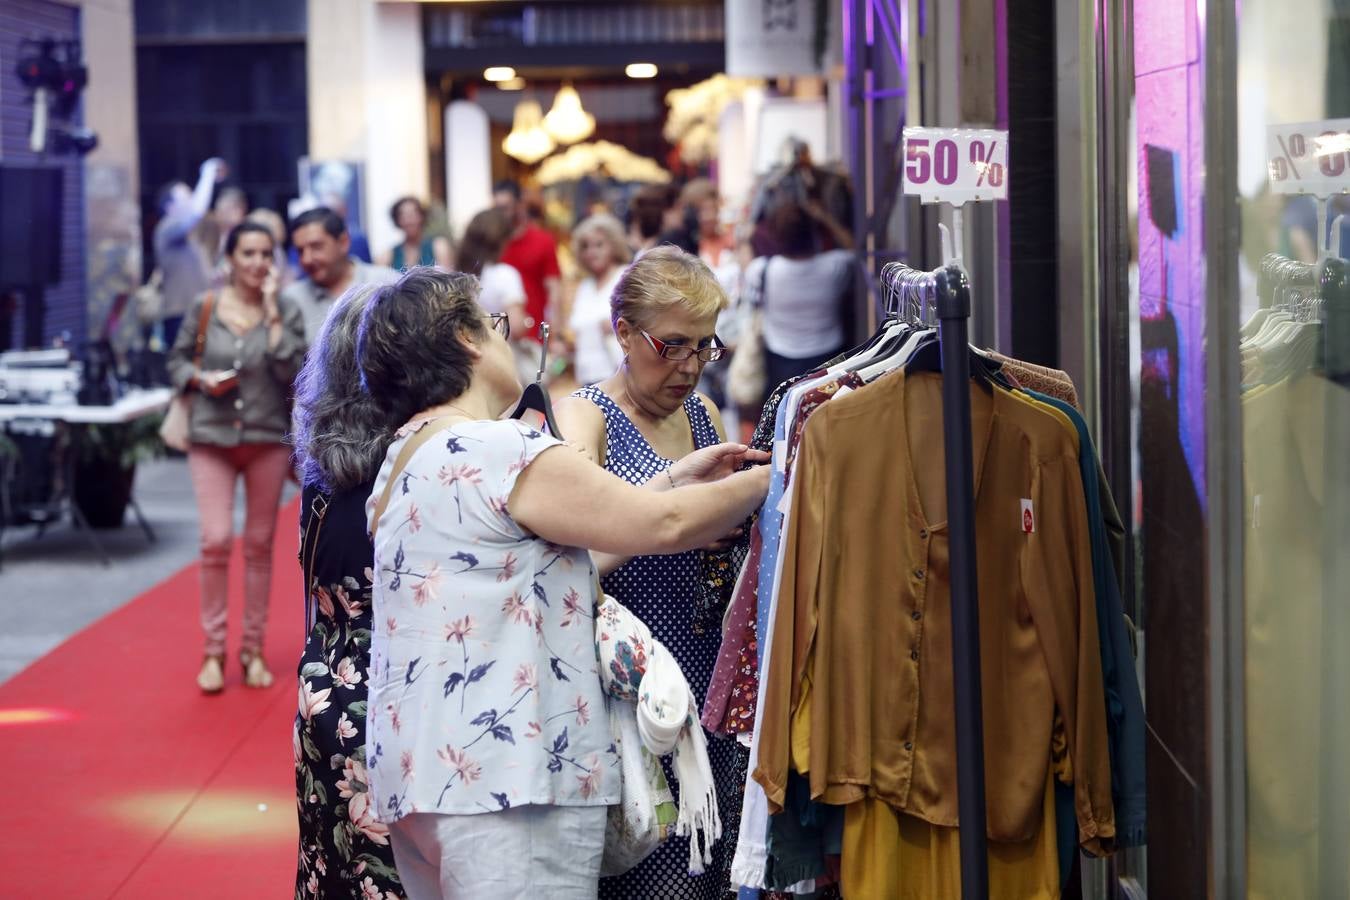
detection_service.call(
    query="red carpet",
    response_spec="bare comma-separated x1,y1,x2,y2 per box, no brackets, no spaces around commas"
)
1,498,304,899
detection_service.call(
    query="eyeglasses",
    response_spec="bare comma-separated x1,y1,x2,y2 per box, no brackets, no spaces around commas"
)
483,313,510,340
639,328,727,363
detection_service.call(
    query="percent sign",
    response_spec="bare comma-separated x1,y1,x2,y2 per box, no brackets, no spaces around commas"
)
1270,133,1308,182
1270,130,1350,182
970,139,1005,188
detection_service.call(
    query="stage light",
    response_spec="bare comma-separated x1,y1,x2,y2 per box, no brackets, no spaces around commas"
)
497,77,526,91
484,66,516,82
625,63,658,79
50,125,98,156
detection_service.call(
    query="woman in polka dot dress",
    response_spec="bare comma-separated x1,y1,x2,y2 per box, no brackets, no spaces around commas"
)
555,247,742,898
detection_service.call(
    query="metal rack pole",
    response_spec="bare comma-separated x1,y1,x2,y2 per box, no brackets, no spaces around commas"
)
934,263,989,899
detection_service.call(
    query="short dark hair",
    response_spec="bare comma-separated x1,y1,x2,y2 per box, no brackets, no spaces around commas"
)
223,221,275,257
290,206,347,239
357,267,487,426
766,197,815,257
389,196,426,228
492,179,521,200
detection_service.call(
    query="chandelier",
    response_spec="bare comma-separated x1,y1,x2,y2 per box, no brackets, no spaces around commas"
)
502,98,556,165
543,84,595,146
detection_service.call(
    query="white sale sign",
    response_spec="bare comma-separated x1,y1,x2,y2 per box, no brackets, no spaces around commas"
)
1266,119,1350,196
902,127,1009,205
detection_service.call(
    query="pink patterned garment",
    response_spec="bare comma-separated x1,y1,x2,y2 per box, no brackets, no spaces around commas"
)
700,528,763,734
701,372,866,737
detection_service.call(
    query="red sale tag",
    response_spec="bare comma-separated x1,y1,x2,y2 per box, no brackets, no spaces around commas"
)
1021,499,1035,534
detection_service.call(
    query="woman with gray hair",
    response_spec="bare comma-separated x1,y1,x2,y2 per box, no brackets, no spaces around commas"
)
291,283,406,899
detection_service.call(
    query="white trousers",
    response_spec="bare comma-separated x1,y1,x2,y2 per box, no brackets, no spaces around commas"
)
389,804,607,900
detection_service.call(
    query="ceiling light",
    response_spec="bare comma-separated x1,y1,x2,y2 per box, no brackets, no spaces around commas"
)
497,77,526,91
625,63,658,79
543,83,595,145
484,66,516,82
502,98,556,165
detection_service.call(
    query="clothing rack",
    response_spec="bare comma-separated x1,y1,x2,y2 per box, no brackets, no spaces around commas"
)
881,261,990,900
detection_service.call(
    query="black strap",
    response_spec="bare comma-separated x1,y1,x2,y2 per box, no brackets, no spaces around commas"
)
301,492,328,632
754,256,773,311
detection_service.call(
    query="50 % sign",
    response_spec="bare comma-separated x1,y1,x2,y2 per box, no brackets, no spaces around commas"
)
903,127,1009,205
1267,119,1350,196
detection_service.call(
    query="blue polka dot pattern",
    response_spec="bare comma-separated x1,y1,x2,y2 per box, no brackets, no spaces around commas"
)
576,386,737,899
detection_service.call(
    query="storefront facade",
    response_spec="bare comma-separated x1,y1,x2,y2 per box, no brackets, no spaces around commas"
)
850,0,1349,896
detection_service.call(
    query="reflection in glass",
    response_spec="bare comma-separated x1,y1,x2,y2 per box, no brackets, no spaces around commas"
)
1237,3,1350,896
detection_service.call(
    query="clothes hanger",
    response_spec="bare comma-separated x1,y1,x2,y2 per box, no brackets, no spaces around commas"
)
873,262,993,391
509,322,563,438
818,264,917,375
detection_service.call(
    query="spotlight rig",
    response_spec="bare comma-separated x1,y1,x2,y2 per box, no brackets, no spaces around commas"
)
14,37,96,157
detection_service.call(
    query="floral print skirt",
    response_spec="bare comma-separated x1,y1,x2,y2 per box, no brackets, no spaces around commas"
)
295,593,405,899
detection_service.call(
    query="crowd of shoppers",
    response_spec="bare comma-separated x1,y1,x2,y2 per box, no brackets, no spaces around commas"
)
147,156,856,898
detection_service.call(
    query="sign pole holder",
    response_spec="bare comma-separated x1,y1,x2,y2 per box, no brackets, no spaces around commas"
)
903,125,1008,900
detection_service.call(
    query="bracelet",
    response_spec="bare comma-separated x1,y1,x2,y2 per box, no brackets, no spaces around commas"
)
665,468,676,490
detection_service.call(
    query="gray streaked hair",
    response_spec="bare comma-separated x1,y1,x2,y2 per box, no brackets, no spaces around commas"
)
292,283,398,493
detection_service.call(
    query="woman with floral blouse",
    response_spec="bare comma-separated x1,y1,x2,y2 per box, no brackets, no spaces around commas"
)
356,268,769,899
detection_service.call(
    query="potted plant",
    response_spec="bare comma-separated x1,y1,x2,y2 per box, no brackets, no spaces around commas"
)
74,413,165,528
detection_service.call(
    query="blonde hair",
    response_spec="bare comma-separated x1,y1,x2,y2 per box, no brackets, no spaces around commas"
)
610,244,727,329
571,213,632,271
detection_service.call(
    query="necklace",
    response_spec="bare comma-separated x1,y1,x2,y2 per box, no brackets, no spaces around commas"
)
221,287,264,333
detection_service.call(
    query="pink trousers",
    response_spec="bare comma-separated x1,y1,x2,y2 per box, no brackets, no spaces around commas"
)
187,442,292,657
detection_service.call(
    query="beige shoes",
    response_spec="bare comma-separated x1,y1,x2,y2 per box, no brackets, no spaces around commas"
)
197,655,225,693
240,651,274,689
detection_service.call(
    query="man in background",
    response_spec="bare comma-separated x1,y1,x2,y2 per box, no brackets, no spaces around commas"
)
281,207,395,342
493,179,561,345
152,157,224,347
321,192,372,264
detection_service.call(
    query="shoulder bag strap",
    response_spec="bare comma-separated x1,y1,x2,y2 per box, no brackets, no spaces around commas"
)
755,256,772,311
301,492,329,632
369,417,461,542
190,292,216,377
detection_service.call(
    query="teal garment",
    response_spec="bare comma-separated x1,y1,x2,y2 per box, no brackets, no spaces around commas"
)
391,239,436,270
1023,390,1148,882
765,773,832,889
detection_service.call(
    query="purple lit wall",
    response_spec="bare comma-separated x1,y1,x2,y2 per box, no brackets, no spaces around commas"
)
1134,0,1210,893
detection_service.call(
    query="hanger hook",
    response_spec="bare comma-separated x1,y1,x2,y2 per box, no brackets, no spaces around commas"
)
536,322,550,384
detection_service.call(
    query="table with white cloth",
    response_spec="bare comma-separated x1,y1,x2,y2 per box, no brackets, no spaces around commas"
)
0,388,172,565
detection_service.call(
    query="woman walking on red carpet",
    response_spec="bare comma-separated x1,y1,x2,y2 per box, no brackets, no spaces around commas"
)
290,283,406,898
167,221,307,693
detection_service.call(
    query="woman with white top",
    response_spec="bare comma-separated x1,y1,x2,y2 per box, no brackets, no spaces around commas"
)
356,268,770,899
458,207,537,385
567,214,630,385
743,197,857,409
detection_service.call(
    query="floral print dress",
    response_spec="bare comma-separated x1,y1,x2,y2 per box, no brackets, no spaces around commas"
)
364,418,620,825
295,481,405,899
